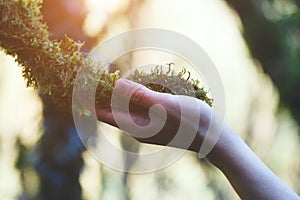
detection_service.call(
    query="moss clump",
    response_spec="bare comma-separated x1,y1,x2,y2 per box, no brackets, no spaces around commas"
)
129,65,212,106
0,0,212,109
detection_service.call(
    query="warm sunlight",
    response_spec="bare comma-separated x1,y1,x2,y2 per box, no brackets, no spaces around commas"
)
1,0,299,199
84,0,129,36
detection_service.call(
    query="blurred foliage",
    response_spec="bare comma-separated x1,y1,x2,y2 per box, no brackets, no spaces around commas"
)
0,0,211,110
1,0,299,199
0,0,117,110
224,0,300,124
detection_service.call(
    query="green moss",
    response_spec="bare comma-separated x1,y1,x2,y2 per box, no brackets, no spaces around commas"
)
129,65,212,106
0,0,212,110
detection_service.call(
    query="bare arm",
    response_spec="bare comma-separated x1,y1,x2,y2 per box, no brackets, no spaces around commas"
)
97,79,300,200
205,123,299,200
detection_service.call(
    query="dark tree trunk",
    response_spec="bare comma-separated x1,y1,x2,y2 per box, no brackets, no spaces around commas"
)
34,1,95,199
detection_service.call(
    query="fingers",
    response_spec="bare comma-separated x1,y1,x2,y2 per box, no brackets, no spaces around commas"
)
96,104,152,128
115,78,175,109
97,78,179,133
97,78,179,123
96,107,118,127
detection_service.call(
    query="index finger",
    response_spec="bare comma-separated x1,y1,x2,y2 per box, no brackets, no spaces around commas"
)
114,78,176,109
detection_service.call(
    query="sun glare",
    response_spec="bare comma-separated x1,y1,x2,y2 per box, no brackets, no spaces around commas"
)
84,0,128,36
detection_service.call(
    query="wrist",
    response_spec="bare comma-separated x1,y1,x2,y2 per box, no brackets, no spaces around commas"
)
204,124,242,169
192,106,227,165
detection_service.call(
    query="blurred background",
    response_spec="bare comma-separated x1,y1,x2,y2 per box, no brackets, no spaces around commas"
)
0,0,300,199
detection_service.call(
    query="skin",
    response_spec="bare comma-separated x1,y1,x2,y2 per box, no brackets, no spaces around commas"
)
97,78,300,200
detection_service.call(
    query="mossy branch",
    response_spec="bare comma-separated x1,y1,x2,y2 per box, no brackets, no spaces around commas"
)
0,0,212,110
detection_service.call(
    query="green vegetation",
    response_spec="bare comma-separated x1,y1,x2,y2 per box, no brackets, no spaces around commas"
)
0,0,212,110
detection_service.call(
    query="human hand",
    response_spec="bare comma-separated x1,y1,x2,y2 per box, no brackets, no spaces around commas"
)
96,78,212,152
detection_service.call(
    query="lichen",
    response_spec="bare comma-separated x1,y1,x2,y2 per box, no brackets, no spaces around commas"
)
0,0,212,110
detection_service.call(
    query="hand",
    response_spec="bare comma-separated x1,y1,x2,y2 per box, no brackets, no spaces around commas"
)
96,78,212,152
96,79,300,200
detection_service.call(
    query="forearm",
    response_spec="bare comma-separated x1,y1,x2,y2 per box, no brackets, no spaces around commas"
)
204,123,299,200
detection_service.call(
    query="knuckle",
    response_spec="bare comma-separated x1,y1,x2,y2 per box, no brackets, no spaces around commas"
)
161,94,180,114
131,87,147,104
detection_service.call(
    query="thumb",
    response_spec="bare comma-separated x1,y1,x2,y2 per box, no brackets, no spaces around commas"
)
114,78,174,108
